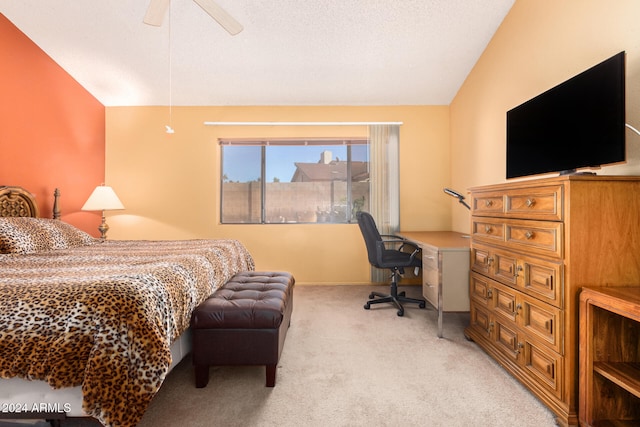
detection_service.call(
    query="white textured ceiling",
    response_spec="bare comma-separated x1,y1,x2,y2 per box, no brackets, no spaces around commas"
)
1,0,514,106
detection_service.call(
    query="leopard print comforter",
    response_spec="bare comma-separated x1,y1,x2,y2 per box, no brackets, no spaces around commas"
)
0,239,254,427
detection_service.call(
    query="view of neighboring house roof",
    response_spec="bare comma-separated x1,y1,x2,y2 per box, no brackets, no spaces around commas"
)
291,160,369,182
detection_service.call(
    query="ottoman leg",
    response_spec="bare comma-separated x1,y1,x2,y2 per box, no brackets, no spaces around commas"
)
195,365,210,388
266,364,277,387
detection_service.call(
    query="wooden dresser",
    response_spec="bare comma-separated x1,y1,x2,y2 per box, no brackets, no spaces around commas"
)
464,175,640,426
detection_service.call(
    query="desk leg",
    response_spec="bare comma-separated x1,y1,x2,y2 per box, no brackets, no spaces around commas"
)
437,280,443,338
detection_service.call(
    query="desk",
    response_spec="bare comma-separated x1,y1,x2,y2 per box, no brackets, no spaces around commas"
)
397,231,470,338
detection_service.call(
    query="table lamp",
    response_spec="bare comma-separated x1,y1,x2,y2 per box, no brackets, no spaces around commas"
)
81,185,125,239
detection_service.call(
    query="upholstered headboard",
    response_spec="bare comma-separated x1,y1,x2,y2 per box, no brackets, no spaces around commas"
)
0,186,60,219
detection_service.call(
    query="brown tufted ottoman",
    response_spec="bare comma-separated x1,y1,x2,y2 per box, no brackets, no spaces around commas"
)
190,271,295,388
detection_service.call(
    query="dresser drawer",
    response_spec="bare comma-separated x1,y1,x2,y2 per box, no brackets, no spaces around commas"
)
469,273,562,354
493,250,519,287
469,300,492,340
472,218,563,259
471,243,563,307
471,218,505,243
471,245,491,276
470,272,492,306
493,280,519,323
505,219,563,259
522,339,564,400
472,194,504,215
471,184,563,221
520,293,562,354
520,255,563,307
493,316,522,363
505,185,563,221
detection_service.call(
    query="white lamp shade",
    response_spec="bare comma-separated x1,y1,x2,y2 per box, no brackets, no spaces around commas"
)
81,185,125,211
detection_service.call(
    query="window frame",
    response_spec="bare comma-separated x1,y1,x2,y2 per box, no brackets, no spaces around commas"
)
220,137,369,224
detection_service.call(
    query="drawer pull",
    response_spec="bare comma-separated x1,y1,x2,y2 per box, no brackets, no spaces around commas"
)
487,321,494,334
486,288,493,298
484,225,492,234
485,200,493,207
524,231,534,240
487,257,494,266
515,303,523,315
425,282,435,288
516,341,524,354
526,198,536,207
425,256,436,260
514,265,523,278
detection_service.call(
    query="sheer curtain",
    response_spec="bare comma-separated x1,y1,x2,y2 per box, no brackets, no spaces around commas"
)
368,124,400,283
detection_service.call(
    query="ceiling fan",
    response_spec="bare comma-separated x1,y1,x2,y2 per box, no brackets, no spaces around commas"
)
144,0,243,35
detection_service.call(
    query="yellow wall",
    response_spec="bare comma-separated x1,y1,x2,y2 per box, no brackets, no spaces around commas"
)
105,105,451,284
101,1,640,283
450,0,640,232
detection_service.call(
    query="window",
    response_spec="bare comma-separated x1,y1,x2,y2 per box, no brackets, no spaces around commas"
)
220,138,369,224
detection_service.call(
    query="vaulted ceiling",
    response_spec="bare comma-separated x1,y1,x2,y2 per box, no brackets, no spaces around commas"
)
1,0,515,106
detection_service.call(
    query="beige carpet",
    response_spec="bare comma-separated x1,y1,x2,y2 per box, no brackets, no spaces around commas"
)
1,285,558,427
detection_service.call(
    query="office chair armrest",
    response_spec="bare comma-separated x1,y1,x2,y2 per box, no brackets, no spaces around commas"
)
377,238,421,263
380,236,420,252
379,237,410,251
379,233,404,241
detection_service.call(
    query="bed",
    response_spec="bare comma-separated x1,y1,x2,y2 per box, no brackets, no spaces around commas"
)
0,186,255,426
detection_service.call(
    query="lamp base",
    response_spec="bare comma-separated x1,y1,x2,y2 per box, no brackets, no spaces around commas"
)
98,212,109,239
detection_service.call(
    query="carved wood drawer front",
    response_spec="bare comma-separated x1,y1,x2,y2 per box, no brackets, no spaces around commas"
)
520,294,562,354
504,219,563,259
522,340,563,399
471,243,563,306
520,256,563,307
471,246,491,276
470,272,492,306
494,317,522,363
472,194,504,215
493,281,518,323
493,251,519,287
505,185,563,221
469,302,492,340
471,218,505,243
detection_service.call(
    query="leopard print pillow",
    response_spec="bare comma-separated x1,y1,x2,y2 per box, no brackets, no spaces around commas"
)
0,217,97,254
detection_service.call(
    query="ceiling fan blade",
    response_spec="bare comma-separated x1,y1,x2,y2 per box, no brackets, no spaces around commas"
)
144,0,170,26
193,0,243,35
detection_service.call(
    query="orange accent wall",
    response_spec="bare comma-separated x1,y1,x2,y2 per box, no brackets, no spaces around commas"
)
0,13,105,234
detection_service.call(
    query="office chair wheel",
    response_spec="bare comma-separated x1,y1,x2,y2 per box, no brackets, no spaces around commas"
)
368,292,375,299
397,310,404,317
419,301,426,309
364,303,371,310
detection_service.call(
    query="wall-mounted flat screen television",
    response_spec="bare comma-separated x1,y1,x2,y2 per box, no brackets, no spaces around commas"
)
506,51,625,179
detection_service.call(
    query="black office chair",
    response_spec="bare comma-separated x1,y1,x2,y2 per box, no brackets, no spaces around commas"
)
356,211,426,316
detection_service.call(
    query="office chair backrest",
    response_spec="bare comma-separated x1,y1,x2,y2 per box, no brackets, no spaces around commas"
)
356,211,383,267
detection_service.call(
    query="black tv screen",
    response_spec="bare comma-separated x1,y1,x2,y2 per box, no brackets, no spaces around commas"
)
506,51,626,179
